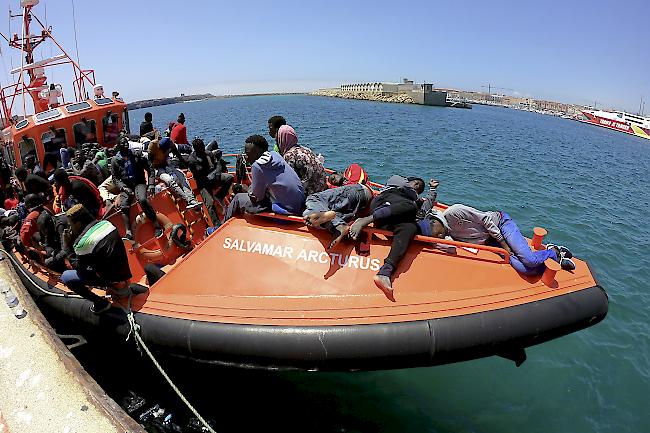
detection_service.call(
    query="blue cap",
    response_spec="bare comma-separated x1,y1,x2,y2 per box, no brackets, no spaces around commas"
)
159,137,172,151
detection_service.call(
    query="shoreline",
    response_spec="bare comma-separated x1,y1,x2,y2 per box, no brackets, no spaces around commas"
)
309,89,414,104
127,92,306,110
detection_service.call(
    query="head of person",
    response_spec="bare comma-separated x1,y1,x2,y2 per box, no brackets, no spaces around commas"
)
66,204,94,237
73,149,86,165
118,138,130,159
192,137,205,154
15,167,28,182
267,115,286,139
53,168,71,190
24,154,36,169
276,125,298,155
244,135,269,163
429,214,448,239
206,140,219,152
24,193,43,212
407,176,425,194
144,112,152,122
177,113,185,124
328,172,346,187
159,137,172,152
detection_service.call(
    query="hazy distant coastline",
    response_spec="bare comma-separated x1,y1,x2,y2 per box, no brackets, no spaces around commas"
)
127,92,305,110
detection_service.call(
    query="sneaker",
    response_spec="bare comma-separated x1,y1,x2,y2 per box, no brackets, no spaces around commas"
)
187,201,202,211
546,244,573,259
560,257,576,271
90,300,111,314
154,227,164,238
122,231,134,241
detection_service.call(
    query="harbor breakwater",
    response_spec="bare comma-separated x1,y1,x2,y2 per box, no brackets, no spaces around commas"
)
310,89,414,104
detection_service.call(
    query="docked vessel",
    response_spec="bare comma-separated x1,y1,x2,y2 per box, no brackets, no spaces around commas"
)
580,109,650,140
1,1,608,371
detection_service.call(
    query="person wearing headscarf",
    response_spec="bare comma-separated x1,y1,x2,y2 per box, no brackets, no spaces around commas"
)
276,125,327,196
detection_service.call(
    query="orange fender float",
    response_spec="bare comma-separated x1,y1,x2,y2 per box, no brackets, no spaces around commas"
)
132,212,175,263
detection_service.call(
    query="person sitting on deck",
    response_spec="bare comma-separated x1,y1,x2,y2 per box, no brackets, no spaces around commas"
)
19,194,45,256
60,204,135,314
267,115,286,153
424,204,575,275
24,155,44,177
147,137,201,210
348,175,427,299
71,149,104,186
276,125,327,196
303,182,374,249
53,169,104,218
184,138,234,225
170,113,190,149
112,140,162,241
139,112,158,139
224,135,305,220
15,167,52,202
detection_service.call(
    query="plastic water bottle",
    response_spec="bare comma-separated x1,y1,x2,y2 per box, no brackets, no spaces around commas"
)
5,291,18,308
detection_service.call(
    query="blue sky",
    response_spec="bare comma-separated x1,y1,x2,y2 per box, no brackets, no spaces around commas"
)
1,0,648,113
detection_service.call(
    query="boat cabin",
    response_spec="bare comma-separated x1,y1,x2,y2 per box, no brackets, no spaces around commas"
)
1,97,129,172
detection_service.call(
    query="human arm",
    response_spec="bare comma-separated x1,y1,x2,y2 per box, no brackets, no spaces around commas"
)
249,164,266,203
110,158,127,192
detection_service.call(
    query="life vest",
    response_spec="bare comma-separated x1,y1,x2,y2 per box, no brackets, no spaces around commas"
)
344,163,369,185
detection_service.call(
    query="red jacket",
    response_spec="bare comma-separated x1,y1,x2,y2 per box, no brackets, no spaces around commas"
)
20,210,40,247
170,123,188,144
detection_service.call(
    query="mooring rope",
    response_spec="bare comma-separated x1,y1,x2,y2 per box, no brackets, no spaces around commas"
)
124,295,217,433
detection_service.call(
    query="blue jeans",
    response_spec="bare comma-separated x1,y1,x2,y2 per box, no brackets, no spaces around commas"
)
61,269,107,307
499,213,558,276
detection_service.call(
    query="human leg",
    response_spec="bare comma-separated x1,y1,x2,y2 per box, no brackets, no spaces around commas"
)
60,270,110,312
200,188,219,225
135,183,162,236
118,189,134,239
224,193,270,221
499,213,557,275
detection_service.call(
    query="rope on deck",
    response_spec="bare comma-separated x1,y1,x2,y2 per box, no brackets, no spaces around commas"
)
125,296,217,433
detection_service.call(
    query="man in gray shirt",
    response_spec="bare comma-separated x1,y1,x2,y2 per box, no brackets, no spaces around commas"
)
423,204,575,275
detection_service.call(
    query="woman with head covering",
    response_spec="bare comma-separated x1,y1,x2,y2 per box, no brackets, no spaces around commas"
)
276,125,327,196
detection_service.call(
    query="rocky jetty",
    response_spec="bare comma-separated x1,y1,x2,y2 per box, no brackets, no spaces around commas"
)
310,89,413,104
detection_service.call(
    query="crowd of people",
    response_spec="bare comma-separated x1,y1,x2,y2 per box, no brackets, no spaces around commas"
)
0,111,577,312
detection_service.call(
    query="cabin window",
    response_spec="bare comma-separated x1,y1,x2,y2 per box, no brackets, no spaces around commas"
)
15,119,29,130
3,145,16,167
35,108,62,123
122,108,130,134
102,112,120,145
73,119,97,146
65,101,92,113
41,128,68,170
94,97,113,106
18,136,38,167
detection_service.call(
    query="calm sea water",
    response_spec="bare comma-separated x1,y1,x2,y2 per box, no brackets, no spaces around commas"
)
80,96,649,433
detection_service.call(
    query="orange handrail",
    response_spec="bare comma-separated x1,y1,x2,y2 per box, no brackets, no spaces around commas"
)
253,212,510,264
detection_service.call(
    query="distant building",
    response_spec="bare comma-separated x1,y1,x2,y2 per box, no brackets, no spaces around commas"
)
340,78,448,106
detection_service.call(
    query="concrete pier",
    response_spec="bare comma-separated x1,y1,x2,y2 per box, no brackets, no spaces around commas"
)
0,259,144,433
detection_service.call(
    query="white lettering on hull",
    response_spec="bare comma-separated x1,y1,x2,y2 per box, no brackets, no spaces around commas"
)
222,237,380,271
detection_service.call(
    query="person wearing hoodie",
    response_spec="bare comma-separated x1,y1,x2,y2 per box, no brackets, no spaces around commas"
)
349,175,426,300
424,204,575,276
224,134,304,220
276,125,327,196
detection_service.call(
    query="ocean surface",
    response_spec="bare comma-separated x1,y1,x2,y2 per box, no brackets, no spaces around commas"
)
77,95,648,433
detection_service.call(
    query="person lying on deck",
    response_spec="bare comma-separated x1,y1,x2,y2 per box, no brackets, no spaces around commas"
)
224,135,305,220
60,204,137,314
348,175,427,299
303,183,374,249
424,204,575,275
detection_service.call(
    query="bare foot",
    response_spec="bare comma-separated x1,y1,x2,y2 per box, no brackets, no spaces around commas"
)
349,215,373,240
305,211,336,227
328,224,349,250
373,274,395,301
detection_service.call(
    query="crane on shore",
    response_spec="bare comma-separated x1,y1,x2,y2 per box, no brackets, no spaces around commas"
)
481,84,514,95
